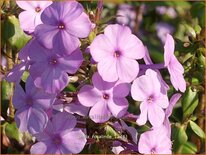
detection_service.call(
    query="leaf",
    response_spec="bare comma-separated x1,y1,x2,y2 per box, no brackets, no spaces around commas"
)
104,125,120,139
178,126,188,144
5,122,23,141
2,15,31,50
179,142,197,154
189,121,205,139
181,87,199,120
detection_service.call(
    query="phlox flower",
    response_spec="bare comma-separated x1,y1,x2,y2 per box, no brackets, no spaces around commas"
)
16,1,52,33
78,72,129,123
34,1,92,55
30,112,86,154
138,128,172,154
90,24,145,83
13,76,55,134
28,40,83,94
131,69,169,127
164,34,186,92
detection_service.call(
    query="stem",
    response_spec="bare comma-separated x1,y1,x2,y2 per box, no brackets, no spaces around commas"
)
6,44,15,119
139,63,165,70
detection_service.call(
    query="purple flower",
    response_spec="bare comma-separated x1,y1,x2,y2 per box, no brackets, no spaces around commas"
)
78,72,129,123
13,76,55,134
156,6,177,19
30,112,86,154
34,1,92,55
156,22,174,44
29,40,83,94
90,24,145,83
164,93,181,137
138,128,172,154
131,69,169,127
164,34,186,92
116,4,136,29
16,1,52,34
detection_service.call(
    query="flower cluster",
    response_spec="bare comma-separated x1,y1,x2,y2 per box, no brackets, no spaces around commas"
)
6,1,186,154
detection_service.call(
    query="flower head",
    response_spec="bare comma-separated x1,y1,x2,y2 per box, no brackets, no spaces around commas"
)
131,69,169,127
138,128,172,154
29,40,83,94
13,76,55,134
16,1,52,33
164,34,186,92
90,24,145,83
78,72,129,123
30,112,86,154
34,1,92,55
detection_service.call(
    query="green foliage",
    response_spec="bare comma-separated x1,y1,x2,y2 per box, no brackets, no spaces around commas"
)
189,121,205,140
1,15,31,50
181,87,199,120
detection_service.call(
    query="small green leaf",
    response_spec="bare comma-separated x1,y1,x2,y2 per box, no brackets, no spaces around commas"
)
2,15,31,50
179,142,197,154
182,87,199,120
5,122,23,141
104,125,120,139
178,126,188,144
189,121,205,139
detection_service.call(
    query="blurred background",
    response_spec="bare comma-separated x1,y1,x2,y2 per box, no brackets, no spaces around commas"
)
1,0,205,154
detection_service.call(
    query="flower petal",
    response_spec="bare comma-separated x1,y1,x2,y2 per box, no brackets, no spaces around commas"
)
52,112,77,133
13,84,26,109
60,129,86,154
113,83,130,98
90,34,115,62
28,108,48,134
66,12,91,38
108,98,128,118
78,85,101,107
136,102,148,126
116,56,139,83
89,100,111,123
15,106,30,132
165,93,181,117
97,56,118,82
148,104,165,127
58,48,83,74
34,24,59,49
164,33,174,66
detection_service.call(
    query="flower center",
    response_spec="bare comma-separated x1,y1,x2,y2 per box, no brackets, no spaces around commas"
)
53,135,62,145
49,58,58,65
114,51,121,58
147,96,154,103
151,148,156,154
26,96,33,105
103,93,109,100
58,22,65,29
35,7,41,13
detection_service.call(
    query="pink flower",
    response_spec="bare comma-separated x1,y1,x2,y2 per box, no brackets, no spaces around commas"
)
78,72,129,123
138,128,172,154
131,69,169,127
90,24,145,83
164,34,186,92
16,1,52,33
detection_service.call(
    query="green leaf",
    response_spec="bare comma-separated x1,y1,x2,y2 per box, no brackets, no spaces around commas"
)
184,24,196,38
104,125,120,139
179,142,197,154
5,122,23,141
189,121,205,139
2,15,31,50
178,126,188,144
181,87,199,120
